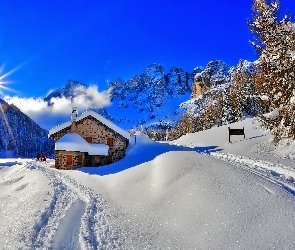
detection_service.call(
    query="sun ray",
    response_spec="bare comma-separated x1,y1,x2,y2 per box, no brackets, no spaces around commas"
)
0,61,26,82
0,60,29,95
0,64,5,75
0,80,12,84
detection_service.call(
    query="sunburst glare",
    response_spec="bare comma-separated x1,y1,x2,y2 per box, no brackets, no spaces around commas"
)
0,63,24,95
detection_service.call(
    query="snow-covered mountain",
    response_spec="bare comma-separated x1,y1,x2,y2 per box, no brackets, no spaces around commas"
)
44,79,86,103
181,60,256,117
0,98,54,158
194,60,229,87
43,61,255,131
106,61,235,129
106,63,199,129
44,63,227,130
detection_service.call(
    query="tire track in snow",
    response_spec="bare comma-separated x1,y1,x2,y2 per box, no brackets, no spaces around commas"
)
29,162,122,250
211,152,295,196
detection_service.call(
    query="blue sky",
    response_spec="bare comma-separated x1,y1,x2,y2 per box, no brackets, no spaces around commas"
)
0,0,294,98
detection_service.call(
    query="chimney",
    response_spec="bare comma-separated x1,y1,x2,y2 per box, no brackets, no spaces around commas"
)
71,107,78,132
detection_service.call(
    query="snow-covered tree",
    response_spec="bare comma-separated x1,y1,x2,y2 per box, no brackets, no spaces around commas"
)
230,60,259,119
221,84,234,125
177,112,196,135
197,94,223,130
248,0,295,141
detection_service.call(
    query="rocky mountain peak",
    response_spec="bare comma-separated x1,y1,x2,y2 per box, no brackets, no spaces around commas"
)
140,63,165,80
64,79,85,93
191,60,229,98
194,60,229,87
166,67,192,96
104,63,195,128
109,63,193,100
44,79,86,103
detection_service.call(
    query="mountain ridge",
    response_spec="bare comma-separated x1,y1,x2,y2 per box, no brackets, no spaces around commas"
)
44,61,232,130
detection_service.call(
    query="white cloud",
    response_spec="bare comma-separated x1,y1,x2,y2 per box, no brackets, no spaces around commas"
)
4,85,112,130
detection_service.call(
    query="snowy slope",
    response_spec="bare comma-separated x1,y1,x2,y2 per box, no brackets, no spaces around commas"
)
106,93,190,129
0,98,54,158
1,118,295,249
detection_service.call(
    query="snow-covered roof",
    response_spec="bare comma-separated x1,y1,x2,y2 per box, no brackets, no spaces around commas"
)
49,110,130,139
55,133,109,156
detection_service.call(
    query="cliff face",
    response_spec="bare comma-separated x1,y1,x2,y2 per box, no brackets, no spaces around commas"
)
191,60,229,99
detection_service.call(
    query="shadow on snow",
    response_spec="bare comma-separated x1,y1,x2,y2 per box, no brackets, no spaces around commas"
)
77,139,222,176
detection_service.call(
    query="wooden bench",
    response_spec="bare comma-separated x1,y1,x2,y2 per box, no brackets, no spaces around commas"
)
228,127,245,143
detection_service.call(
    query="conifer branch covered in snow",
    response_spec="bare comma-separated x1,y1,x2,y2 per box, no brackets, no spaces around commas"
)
248,0,295,141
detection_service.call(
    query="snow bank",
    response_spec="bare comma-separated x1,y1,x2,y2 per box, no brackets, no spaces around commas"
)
70,151,295,249
56,133,109,156
0,161,53,249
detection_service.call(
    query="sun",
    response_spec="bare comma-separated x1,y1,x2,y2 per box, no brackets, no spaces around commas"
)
0,63,22,94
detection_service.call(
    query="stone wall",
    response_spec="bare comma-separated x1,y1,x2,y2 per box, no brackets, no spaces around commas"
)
51,115,129,168
55,150,85,170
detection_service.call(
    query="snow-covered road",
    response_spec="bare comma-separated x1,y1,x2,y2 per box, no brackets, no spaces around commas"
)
212,152,295,196
0,160,122,250
32,162,122,250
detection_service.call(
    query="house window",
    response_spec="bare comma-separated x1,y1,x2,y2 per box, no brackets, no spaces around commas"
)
86,137,92,143
107,138,114,147
67,155,73,165
78,155,83,165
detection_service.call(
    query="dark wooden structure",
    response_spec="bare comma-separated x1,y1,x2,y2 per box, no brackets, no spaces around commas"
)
228,127,245,143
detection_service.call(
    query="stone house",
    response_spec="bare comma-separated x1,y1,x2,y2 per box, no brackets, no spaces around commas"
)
48,109,130,170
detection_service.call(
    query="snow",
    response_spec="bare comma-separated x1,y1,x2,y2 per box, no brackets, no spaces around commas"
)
2,118,295,249
48,110,130,140
56,133,109,156
263,108,280,120
107,92,190,129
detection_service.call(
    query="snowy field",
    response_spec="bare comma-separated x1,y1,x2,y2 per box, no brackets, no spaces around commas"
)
1,118,295,249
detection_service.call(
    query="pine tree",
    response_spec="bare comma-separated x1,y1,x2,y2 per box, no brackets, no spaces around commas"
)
248,0,295,141
230,60,259,118
221,84,234,125
177,112,196,135
197,94,223,130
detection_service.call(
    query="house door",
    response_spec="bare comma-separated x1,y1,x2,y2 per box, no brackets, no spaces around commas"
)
67,155,73,165
78,154,83,165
